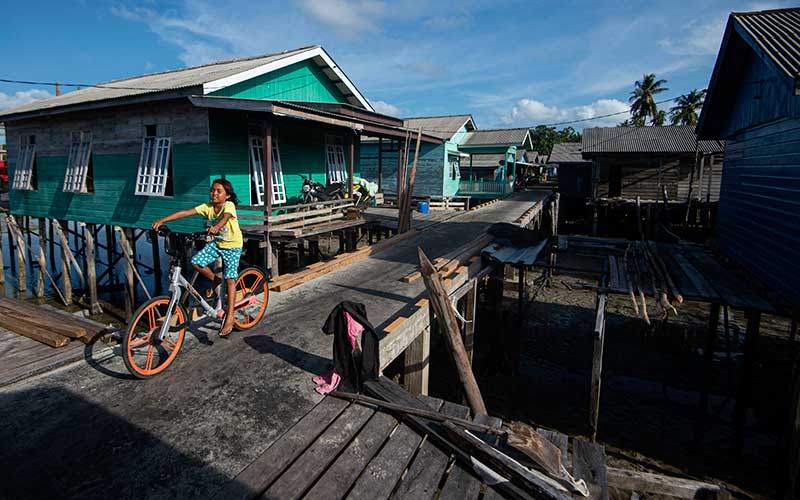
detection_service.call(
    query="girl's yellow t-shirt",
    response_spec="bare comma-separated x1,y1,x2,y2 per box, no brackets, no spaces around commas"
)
194,201,243,249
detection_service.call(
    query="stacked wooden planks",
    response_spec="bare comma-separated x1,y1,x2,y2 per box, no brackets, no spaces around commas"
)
0,298,104,347
401,234,493,283
269,229,422,292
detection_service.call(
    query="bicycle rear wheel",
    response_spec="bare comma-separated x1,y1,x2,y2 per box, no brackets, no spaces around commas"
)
123,296,188,379
232,267,269,331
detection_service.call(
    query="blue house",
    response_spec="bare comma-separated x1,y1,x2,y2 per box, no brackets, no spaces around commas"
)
457,128,535,198
697,8,800,308
360,114,475,198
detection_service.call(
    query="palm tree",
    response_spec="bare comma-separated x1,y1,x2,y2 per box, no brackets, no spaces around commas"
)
669,89,706,126
629,74,669,125
617,115,645,127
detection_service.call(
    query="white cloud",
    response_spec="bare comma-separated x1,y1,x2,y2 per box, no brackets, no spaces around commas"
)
502,98,630,129
295,0,385,36
658,17,727,56
369,100,402,116
0,89,53,111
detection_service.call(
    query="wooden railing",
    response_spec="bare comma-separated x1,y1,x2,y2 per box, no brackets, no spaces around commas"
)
239,198,356,237
458,180,511,195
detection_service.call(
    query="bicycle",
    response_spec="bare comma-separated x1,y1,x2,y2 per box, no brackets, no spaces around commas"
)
121,226,269,379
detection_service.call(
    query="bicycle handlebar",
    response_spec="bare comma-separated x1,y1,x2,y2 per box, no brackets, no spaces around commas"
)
157,225,212,242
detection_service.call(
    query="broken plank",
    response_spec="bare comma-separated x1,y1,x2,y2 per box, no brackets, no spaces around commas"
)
438,465,482,500
263,402,374,500
572,439,609,500
606,467,729,499
210,397,349,500
536,429,568,468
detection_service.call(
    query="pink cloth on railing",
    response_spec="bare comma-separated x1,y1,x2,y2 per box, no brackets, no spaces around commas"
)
312,313,365,395
344,312,364,351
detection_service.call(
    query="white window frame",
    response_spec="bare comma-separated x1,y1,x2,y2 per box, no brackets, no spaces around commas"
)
249,136,286,206
63,131,93,193
325,135,347,184
135,134,172,196
12,136,36,191
447,153,461,181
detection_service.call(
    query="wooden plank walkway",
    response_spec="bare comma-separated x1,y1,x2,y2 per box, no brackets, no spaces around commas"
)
213,377,609,500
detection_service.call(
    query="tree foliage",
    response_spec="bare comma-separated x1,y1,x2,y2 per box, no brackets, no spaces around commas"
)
529,125,582,155
629,73,669,126
669,89,706,126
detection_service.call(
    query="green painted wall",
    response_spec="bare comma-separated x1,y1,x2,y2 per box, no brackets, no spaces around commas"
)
9,144,210,232
207,110,359,221
442,141,461,197
209,60,349,104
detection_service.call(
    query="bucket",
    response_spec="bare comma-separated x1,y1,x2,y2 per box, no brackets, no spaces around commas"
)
418,201,429,214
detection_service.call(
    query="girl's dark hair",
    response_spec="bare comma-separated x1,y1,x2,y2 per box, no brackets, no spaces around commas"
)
212,178,239,205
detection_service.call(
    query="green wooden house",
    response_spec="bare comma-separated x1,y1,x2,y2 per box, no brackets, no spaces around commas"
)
457,128,534,198
0,45,433,233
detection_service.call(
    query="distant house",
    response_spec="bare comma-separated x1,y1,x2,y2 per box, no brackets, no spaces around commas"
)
0,45,438,232
458,128,534,198
549,142,592,204
581,126,724,202
697,8,800,307
360,114,475,198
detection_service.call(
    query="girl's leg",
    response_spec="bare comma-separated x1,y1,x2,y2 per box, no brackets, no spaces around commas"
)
220,278,236,336
192,263,222,297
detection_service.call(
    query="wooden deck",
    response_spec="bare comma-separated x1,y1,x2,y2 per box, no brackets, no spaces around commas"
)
213,377,610,500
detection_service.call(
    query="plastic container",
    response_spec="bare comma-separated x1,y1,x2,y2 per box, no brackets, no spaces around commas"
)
418,201,429,214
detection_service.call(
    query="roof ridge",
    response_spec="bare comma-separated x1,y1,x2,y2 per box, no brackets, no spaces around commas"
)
403,114,473,119
733,7,800,17
95,45,320,86
467,127,530,132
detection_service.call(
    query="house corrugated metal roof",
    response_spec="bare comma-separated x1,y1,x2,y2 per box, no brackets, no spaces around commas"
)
402,115,474,141
733,8,800,79
461,128,531,147
549,142,588,163
0,45,342,119
468,153,507,168
582,126,725,154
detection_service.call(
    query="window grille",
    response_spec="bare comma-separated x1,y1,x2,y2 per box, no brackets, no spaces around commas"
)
135,134,172,196
448,153,461,180
64,131,93,193
12,136,36,190
249,136,286,205
325,135,347,184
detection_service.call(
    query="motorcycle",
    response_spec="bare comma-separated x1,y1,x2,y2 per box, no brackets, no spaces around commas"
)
300,175,344,204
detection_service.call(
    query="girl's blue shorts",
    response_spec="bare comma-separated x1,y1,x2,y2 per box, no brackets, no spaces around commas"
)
191,242,242,280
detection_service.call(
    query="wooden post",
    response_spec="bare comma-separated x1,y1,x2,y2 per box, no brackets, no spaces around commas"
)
263,126,274,279
0,218,4,285
36,217,46,297
6,215,16,277
706,155,714,203
404,326,430,396
82,223,102,314
418,247,486,414
151,229,162,295
7,215,27,292
347,134,355,203
696,303,720,441
377,137,383,193
590,287,608,442
464,279,478,362
53,220,85,288
734,310,761,452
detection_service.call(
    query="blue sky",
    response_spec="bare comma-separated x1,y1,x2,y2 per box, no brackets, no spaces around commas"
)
0,0,790,131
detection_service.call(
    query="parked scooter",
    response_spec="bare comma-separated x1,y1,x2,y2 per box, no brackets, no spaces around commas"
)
300,175,344,204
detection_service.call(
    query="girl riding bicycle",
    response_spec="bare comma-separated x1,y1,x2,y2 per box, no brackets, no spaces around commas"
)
152,178,243,337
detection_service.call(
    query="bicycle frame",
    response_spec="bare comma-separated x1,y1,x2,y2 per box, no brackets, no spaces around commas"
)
156,264,224,342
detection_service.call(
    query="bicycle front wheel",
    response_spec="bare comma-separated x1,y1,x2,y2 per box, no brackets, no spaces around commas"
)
232,267,269,331
123,296,188,379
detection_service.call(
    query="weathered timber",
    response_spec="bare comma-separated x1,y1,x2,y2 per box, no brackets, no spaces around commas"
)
418,247,486,415
572,439,609,500
82,223,102,314
210,397,349,500
590,286,608,442
606,467,729,499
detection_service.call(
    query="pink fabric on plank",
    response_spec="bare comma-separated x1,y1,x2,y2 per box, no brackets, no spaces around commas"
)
314,371,341,395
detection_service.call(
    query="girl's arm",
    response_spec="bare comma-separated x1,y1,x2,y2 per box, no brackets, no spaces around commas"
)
152,208,198,230
208,212,233,234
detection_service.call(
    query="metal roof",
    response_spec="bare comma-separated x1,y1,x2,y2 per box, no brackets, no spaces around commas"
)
0,45,374,120
548,142,589,163
582,126,725,154
468,153,507,168
402,115,475,141
481,240,548,266
733,8,800,79
460,128,532,147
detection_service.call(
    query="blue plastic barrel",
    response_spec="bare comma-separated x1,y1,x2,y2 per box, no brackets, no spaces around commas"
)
418,201,429,214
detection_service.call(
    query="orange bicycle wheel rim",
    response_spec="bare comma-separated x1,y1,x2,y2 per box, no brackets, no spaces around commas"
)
125,299,186,377
233,268,269,330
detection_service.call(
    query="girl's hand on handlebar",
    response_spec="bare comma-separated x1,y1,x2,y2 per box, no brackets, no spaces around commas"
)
152,220,163,230
208,224,221,235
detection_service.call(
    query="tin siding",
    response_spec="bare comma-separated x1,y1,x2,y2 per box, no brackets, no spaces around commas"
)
716,117,800,306
209,60,349,104
360,142,445,196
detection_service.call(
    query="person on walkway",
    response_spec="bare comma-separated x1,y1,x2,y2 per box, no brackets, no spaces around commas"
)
152,179,243,337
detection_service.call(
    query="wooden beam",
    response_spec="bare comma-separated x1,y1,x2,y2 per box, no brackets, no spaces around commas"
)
404,324,429,395
418,247,486,415
606,467,728,499
347,134,355,203
263,126,274,277
590,288,608,442
82,223,102,315
377,137,383,193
